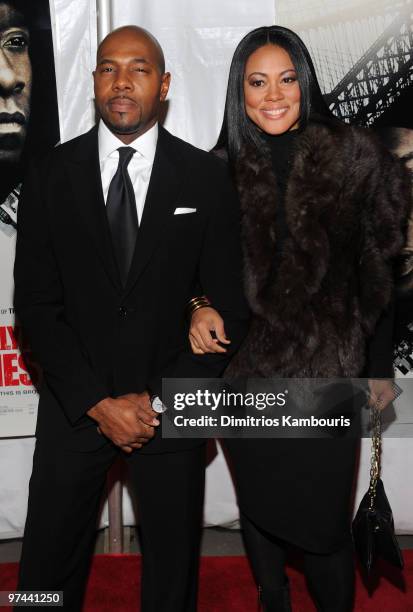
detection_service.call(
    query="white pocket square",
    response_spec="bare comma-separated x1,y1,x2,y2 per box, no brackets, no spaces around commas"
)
174,207,197,215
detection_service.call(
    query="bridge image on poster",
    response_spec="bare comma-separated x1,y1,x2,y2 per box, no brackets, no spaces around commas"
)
277,0,413,125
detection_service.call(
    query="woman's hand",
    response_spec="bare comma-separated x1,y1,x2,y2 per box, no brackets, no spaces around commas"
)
189,307,230,354
368,379,396,411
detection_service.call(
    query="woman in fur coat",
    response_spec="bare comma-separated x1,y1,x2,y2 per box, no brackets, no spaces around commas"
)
189,26,410,611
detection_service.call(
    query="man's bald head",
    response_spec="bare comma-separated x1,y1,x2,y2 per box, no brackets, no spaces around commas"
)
98,25,165,74
93,24,170,143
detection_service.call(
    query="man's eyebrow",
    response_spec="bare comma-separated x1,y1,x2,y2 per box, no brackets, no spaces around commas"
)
97,57,151,65
0,22,28,33
401,152,413,162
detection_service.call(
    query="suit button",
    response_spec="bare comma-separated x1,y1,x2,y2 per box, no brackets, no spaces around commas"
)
118,307,127,317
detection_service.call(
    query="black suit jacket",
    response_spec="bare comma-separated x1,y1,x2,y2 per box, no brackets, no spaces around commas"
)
14,125,249,452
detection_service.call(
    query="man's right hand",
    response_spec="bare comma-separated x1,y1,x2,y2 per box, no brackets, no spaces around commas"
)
87,396,158,453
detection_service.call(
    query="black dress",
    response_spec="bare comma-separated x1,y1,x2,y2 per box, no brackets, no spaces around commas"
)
224,128,394,554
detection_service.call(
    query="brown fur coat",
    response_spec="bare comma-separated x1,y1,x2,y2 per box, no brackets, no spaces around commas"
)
226,119,411,378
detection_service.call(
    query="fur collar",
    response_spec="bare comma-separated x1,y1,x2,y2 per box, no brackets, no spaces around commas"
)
226,120,410,377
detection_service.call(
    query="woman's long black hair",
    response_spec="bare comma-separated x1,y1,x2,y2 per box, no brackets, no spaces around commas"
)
214,25,333,163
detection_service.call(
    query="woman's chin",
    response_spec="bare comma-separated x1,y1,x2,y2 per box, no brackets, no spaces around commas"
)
257,119,299,136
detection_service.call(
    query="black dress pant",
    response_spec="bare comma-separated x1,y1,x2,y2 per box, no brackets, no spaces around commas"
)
17,436,206,612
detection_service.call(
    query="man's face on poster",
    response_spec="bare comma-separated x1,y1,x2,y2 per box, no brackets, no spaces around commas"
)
0,2,31,164
389,127,413,295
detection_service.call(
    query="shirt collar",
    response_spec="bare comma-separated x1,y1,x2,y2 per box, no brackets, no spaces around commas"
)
98,120,158,163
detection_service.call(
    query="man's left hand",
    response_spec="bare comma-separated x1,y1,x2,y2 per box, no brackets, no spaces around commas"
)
118,391,159,425
116,391,160,453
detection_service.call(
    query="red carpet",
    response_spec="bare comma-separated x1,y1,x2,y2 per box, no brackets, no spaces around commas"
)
0,553,411,610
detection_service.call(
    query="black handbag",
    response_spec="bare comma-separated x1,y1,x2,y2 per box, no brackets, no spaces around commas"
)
352,396,404,573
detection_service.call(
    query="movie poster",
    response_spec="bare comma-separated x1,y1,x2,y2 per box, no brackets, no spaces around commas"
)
277,0,413,378
0,0,59,436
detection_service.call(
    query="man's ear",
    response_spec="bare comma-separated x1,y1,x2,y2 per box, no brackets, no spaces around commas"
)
160,72,171,101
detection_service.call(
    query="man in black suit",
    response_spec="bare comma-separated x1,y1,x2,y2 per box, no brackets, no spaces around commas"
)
14,26,248,611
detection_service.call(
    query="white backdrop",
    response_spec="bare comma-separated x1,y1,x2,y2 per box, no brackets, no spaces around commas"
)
50,0,98,142
0,0,412,539
110,0,276,150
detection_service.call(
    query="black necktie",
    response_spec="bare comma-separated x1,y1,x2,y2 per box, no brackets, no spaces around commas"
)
106,147,138,286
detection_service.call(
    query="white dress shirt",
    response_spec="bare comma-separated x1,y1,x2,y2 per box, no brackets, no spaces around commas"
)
98,120,158,224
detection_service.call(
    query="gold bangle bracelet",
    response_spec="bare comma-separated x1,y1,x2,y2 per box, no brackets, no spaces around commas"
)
188,295,210,306
190,302,211,315
187,295,211,316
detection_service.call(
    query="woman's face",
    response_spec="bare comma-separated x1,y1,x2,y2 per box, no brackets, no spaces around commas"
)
244,44,301,135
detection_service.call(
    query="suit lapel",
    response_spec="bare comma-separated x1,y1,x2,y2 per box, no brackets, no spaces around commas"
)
64,126,122,292
123,126,183,296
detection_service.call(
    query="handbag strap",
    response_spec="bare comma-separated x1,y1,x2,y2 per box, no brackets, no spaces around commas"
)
367,381,402,511
368,405,382,511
